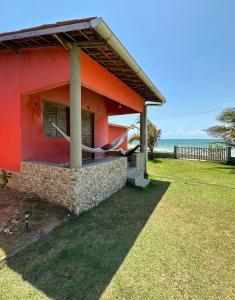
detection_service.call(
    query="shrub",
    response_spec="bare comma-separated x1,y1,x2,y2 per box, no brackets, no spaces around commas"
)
0,169,12,189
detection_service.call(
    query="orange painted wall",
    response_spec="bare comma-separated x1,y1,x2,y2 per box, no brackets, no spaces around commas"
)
108,125,128,151
22,86,108,163
0,46,144,171
0,53,21,171
81,53,144,112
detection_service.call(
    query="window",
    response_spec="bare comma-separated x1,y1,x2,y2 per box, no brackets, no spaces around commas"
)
43,101,70,137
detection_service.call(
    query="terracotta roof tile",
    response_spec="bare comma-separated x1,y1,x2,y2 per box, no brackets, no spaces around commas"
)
0,17,96,37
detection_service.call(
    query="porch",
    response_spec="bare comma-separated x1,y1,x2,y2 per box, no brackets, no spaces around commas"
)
19,74,148,212
21,84,138,165
20,70,148,214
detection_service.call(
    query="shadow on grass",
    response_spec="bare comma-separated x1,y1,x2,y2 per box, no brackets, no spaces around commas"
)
214,165,235,174
148,158,164,164
4,180,170,300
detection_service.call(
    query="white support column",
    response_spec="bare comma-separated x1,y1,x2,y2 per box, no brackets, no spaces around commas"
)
70,45,82,168
140,104,148,176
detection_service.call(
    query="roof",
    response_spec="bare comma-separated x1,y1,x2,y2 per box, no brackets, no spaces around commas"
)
108,123,128,129
0,17,166,104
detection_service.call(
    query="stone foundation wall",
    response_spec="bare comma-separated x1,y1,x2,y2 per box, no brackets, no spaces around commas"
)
130,153,145,172
18,157,127,214
18,162,77,211
74,157,127,214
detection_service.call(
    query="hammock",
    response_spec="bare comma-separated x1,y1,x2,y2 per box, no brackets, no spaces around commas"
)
52,123,128,153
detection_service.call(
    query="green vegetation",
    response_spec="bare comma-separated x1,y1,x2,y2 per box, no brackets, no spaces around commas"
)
205,107,235,147
129,119,161,158
0,159,234,299
0,169,12,189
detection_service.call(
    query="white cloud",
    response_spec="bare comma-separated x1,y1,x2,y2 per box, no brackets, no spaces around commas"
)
162,129,208,138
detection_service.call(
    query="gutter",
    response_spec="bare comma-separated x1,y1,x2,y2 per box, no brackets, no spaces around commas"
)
90,18,166,105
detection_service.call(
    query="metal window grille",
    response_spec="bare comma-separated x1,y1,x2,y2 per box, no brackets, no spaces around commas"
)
43,101,68,137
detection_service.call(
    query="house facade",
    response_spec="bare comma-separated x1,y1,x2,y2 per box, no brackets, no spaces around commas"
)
0,17,165,214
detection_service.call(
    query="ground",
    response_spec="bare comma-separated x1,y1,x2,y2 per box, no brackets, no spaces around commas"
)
0,158,234,299
0,188,68,258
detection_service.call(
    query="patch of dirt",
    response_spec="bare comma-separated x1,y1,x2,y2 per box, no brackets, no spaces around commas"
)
0,188,25,235
0,187,69,257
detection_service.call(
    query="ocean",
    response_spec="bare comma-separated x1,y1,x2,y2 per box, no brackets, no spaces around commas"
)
130,138,235,156
156,139,223,153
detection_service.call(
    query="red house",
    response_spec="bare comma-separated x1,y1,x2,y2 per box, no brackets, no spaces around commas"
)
0,17,165,214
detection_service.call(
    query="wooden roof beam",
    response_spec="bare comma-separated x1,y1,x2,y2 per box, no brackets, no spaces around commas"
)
96,59,123,63
74,40,106,47
63,32,76,42
53,33,72,50
107,67,131,71
0,41,20,54
85,51,102,56
114,72,137,77
28,37,42,45
38,35,54,45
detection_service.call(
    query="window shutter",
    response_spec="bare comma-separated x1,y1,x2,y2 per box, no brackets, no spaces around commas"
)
44,102,57,137
56,104,67,137
43,101,69,137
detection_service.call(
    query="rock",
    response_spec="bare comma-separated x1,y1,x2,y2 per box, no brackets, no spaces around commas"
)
11,219,19,225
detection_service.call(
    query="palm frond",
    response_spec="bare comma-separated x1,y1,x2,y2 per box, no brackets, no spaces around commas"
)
206,108,235,147
128,118,161,150
129,133,141,144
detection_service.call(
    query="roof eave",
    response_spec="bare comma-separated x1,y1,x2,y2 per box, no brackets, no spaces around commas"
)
91,17,166,104
0,17,166,104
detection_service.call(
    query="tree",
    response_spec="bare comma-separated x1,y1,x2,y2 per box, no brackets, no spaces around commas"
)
205,108,235,147
129,119,161,158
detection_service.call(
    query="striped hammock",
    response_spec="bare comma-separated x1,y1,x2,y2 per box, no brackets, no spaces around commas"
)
52,123,128,153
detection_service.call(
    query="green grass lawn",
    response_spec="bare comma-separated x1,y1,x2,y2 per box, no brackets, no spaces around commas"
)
0,159,234,299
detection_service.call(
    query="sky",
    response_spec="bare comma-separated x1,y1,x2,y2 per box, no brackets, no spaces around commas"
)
1,0,235,139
